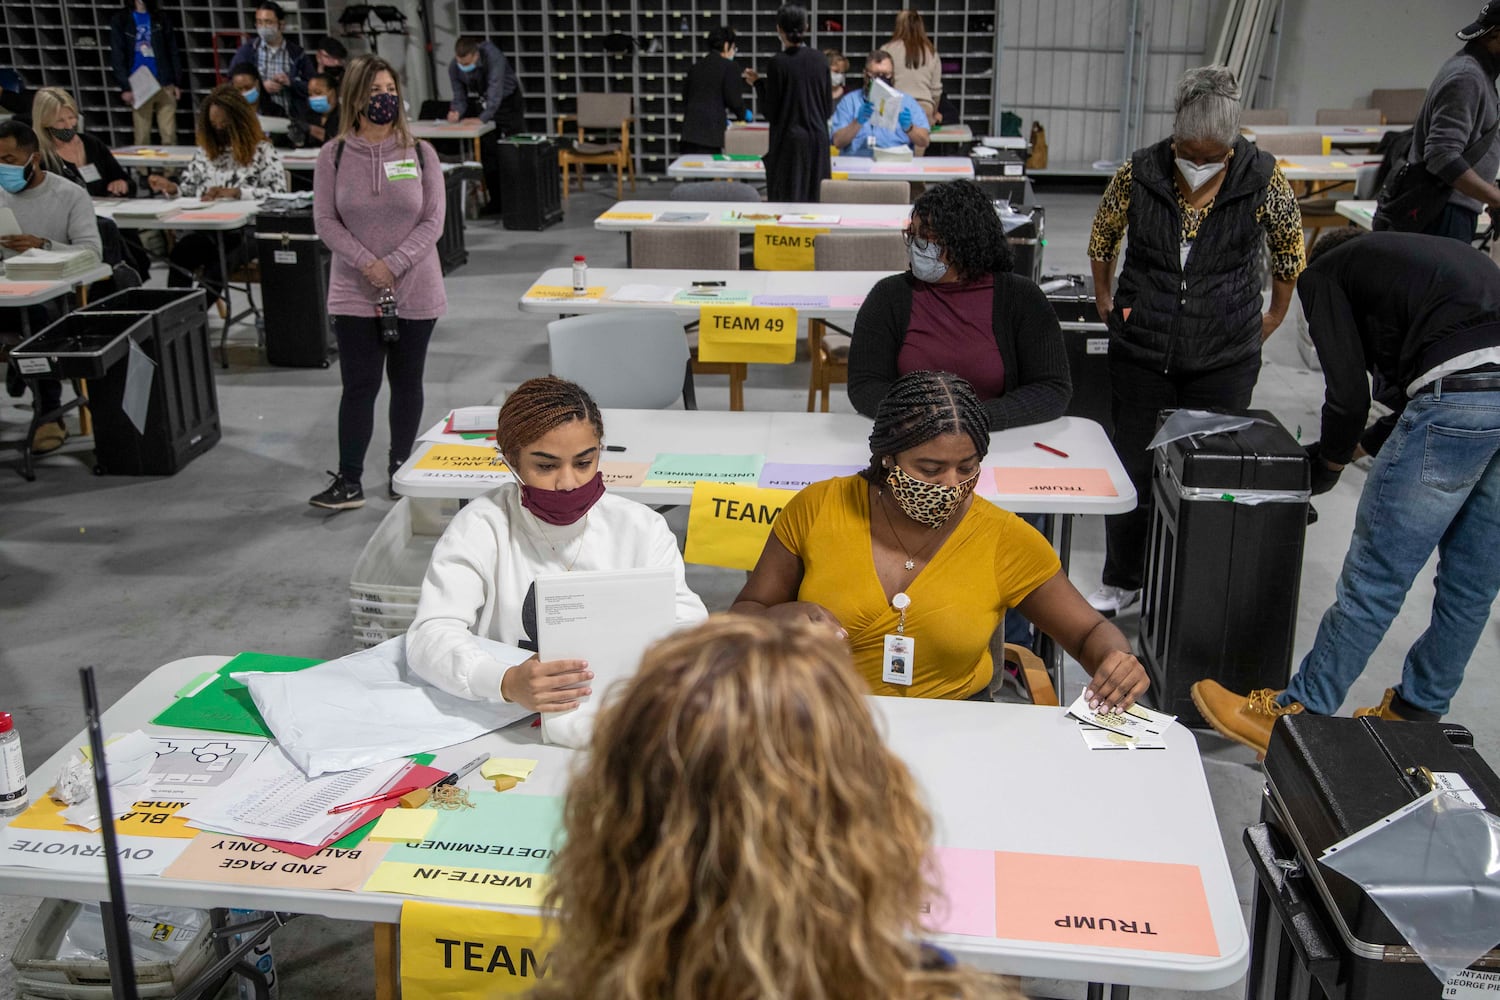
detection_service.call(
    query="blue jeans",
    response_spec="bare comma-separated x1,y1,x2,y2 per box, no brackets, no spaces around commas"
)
1282,388,1500,716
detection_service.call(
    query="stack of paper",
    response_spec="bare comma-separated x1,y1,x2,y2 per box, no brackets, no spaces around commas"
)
871,145,914,162
611,284,684,303
112,198,200,219
868,78,905,130
1066,693,1174,750
3,248,97,279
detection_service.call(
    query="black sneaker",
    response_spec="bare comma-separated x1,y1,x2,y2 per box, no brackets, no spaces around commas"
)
309,471,365,510
386,479,399,501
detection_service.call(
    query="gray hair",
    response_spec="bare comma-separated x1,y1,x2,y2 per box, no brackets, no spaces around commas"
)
1172,65,1242,146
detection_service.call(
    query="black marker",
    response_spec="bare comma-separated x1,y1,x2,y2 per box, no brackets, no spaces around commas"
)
605,445,627,452
692,280,726,287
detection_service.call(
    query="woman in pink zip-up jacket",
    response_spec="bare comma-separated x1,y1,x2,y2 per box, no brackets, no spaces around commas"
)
309,54,446,510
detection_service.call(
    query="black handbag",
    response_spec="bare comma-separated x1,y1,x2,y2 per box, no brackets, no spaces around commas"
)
1374,118,1500,232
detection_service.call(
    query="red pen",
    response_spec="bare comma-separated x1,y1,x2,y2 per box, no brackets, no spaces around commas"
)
1034,442,1069,459
327,783,426,815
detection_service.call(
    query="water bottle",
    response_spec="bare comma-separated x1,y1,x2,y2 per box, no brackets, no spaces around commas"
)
230,909,279,1000
0,713,26,819
572,255,588,295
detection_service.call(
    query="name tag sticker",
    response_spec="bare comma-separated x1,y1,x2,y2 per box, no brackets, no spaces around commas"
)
882,633,914,687
383,159,418,180
80,164,102,184
15,357,52,375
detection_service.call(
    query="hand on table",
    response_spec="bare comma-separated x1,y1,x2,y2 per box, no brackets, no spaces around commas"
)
1084,650,1149,713
202,186,241,201
765,601,847,641
148,174,179,196
362,259,396,289
501,656,593,712
446,109,461,123
106,179,129,196
0,235,45,252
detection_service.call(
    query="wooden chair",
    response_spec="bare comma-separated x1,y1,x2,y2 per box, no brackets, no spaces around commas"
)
806,231,907,411
1000,642,1058,707
629,227,748,410
556,93,636,201
723,128,768,158
1240,108,1289,126
1315,108,1384,125
819,178,911,204
1370,88,1426,125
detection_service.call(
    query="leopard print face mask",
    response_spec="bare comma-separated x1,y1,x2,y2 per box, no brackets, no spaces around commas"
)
884,463,980,528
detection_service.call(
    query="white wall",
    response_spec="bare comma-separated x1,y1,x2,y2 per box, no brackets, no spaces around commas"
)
1272,0,1475,119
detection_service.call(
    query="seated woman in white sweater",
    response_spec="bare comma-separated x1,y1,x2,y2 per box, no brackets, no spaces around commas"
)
407,377,709,712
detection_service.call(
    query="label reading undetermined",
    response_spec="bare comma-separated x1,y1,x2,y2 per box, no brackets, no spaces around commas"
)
273,250,297,265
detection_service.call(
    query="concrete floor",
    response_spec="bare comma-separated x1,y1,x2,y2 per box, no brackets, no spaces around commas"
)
1,177,1496,1000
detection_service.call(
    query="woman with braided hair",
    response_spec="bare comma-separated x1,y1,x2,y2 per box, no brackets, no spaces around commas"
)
407,376,707,712
733,370,1148,708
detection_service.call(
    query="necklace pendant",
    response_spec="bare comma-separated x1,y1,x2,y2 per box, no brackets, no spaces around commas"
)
904,559,915,571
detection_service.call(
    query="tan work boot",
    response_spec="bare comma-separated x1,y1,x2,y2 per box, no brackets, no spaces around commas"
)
31,420,66,455
1354,688,1411,721
1191,680,1304,758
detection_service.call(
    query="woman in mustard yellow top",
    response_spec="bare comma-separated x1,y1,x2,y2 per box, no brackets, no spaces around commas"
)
733,371,1149,709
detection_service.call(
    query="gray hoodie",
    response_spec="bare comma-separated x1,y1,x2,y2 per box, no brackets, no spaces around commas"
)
1411,42,1500,212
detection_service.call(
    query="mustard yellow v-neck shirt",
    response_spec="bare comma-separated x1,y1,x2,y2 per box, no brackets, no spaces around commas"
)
773,476,1060,699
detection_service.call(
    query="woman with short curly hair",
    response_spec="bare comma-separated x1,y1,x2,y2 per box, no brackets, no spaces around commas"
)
846,179,1071,431
533,614,1026,1000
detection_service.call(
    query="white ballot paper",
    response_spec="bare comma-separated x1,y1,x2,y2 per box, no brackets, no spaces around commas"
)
448,405,498,432
0,207,21,238
868,77,905,131
129,66,161,110
538,568,676,748
1067,693,1175,742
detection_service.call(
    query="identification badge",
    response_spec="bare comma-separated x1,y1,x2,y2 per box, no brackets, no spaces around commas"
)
383,159,418,180
80,164,102,184
882,633,914,687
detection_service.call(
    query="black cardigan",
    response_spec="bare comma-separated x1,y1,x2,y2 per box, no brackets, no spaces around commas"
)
846,270,1073,430
52,134,136,199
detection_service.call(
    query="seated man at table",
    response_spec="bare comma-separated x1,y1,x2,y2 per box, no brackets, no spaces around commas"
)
830,49,930,157
731,370,1147,709
0,119,102,455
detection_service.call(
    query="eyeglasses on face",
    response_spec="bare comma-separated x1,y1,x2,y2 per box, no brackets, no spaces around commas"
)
902,230,935,251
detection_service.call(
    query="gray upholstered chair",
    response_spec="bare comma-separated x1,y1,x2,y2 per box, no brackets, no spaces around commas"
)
1315,108,1384,125
805,231,908,412
547,310,692,410
819,179,912,204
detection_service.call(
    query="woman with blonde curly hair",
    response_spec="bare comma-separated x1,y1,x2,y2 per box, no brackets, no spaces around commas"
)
532,615,1022,1000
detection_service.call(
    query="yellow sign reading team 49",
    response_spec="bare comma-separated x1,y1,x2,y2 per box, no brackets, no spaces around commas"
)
696,305,798,364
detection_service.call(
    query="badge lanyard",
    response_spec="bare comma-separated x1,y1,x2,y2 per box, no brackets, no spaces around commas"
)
882,591,914,687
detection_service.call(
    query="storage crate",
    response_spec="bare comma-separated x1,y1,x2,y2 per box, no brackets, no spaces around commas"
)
351,609,416,631
11,313,151,379
348,596,419,619
348,497,457,607
10,899,214,996
354,624,407,648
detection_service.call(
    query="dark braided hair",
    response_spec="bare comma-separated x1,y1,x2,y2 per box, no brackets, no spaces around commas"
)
496,377,605,463
910,180,1014,282
776,4,809,46
860,371,990,483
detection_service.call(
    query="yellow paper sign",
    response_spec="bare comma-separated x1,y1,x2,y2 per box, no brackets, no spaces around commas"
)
415,445,508,472
400,901,556,999
597,212,654,220
697,306,797,364
752,224,828,270
525,285,606,301
7,794,198,839
831,171,850,180
370,809,439,842
1321,136,1332,155
480,758,539,780
366,861,549,906
684,481,797,571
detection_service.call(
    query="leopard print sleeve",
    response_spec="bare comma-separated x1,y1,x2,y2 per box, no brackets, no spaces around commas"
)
1256,167,1305,282
1088,161,1133,262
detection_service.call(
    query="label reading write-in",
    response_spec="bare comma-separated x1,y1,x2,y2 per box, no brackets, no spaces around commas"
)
696,305,797,364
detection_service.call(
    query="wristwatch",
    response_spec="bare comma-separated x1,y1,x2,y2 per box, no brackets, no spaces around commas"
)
40,239,52,251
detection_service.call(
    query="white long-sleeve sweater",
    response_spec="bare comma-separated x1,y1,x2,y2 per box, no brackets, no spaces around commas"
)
407,483,708,702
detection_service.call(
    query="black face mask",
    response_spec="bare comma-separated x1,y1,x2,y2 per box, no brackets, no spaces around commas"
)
212,127,231,146
48,126,78,143
864,73,894,97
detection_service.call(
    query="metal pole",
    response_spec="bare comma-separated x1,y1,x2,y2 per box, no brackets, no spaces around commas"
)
1118,0,1140,163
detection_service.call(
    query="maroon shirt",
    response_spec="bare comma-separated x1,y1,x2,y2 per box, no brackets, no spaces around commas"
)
896,276,1005,399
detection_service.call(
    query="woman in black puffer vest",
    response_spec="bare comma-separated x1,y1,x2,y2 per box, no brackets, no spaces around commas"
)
1083,65,1306,618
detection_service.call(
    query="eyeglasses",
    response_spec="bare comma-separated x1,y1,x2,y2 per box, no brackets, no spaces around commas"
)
902,231,934,251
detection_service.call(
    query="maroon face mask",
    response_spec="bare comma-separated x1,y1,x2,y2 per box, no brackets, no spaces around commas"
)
520,471,605,526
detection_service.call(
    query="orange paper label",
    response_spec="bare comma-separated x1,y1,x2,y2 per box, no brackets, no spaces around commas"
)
8,794,198,839
992,467,1118,497
925,165,972,173
177,211,244,221
0,282,58,295
994,852,1219,956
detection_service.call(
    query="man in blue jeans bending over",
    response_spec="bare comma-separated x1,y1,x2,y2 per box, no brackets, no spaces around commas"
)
1194,229,1500,756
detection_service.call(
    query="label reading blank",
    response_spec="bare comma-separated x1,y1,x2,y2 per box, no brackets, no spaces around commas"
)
273,250,297,264
15,357,51,375
1443,968,1500,997
1086,338,1109,355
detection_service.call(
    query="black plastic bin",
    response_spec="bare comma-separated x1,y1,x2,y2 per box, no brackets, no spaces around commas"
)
255,206,333,368
11,312,151,379
77,286,220,476
1138,409,1309,725
972,148,1032,205
999,205,1044,283
497,136,563,231
439,164,478,274
1044,274,1112,435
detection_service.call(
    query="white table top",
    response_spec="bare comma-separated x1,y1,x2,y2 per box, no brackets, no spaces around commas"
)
667,155,976,182
410,119,496,140
594,201,910,233
0,265,114,307
1244,124,1397,148
0,655,1245,988
1271,154,1382,182
94,198,261,231
1336,198,1493,235
111,145,201,168
395,409,1136,515
280,147,321,171
519,266,890,320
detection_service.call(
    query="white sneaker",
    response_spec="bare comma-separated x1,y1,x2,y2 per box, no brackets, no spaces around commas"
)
1087,584,1140,618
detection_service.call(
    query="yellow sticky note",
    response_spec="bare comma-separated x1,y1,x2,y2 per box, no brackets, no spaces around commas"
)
1329,160,1350,168
480,757,539,780
1321,136,1332,155
414,445,508,472
753,224,828,270
831,171,850,180
597,212,655,220
525,284,606,301
685,482,797,571
697,305,797,364
369,808,438,842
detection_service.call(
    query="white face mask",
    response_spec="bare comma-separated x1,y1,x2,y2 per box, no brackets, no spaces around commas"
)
1175,157,1226,192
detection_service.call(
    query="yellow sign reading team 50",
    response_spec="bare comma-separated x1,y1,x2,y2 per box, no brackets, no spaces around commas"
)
696,305,798,364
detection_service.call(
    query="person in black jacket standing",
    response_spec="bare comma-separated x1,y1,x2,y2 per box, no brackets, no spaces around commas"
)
1084,65,1305,618
1194,230,1500,754
747,5,830,202
680,27,749,154
109,0,183,145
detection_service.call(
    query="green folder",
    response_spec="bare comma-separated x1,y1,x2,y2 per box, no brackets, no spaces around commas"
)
712,153,762,161
151,651,323,736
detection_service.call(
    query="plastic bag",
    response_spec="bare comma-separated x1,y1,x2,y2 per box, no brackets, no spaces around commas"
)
1319,789,1500,983
1146,408,1269,451
56,902,206,963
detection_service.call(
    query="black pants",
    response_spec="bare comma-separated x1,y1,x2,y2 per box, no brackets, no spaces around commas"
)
677,140,721,155
3,300,66,415
1101,350,1261,590
167,230,250,301
465,92,526,214
332,314,436,484
1424,202,1480,243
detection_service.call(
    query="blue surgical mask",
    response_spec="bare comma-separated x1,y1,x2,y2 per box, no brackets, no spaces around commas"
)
309,95,330,114
241,87,259,105
0,155,34,193
458,60,478,73
908,239,948,283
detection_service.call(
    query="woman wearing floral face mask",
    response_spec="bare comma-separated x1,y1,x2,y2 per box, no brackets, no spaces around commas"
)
733,370,1148,711
1084,65,1305,619
407,377,709,712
